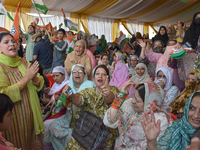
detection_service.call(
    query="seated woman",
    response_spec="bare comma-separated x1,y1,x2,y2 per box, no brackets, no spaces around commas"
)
103,81,172,149
128,55,139,78
0,94,20,150
141,90,200,150
98,53,115,78
65,40,92,80
109,63,129,90
170,69,200,119
43,66,70,136
65,65,120,150
128,63,152,98
43,64,95,150
154,67,179,106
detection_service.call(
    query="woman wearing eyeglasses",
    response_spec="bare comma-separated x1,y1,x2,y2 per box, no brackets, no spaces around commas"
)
43,64,95,150
64,40,92,80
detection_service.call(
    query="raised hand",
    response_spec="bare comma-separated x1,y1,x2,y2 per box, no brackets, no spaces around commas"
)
140,111,161,141
62,86,70,93
138,39,146,48
50,38,55,44
185,138,200,150
121,80,134,94
100,76,110,97
168,22,172,28
157,79,167,90
24,61,39,81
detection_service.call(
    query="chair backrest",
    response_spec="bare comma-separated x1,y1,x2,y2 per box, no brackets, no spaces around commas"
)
45,73,55,88
150,76,155,81
169,112,178,120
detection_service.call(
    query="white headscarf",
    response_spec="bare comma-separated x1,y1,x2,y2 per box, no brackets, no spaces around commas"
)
154,67,172,91
48,66,70,95
130,63,152,84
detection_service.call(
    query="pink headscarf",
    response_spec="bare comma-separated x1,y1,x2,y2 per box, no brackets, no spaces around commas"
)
116,54,120,63
156,45,175,74
109,63,129,90
86,49,96,69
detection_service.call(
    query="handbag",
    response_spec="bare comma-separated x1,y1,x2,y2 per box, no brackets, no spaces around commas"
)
72,110,110,150
41,95,56,121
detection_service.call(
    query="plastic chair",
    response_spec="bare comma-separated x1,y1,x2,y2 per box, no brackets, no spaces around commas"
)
150,76,155,81
45,73,55,88
169,112,178,120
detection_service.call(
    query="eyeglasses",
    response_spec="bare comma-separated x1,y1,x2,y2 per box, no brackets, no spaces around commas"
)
72,70,84,74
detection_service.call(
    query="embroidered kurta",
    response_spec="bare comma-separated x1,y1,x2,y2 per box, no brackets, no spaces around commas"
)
104,99,171,150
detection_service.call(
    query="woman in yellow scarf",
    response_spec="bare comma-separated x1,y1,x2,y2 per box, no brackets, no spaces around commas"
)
0,32,45,150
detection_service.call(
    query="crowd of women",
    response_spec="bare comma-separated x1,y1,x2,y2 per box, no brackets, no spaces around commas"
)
0,12,200,150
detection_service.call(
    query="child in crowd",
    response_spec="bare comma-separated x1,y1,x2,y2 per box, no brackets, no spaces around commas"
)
176,21,185,43
0,94,20,150
50,28,69,69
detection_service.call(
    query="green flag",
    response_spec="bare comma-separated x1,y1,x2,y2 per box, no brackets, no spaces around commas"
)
0,1,14,21
31,0,48,14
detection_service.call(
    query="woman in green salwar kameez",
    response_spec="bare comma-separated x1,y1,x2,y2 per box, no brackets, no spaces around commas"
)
65,65,120,150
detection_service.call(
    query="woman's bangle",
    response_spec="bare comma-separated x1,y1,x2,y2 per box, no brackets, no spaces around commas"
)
17,82,24,90
32,77,40,85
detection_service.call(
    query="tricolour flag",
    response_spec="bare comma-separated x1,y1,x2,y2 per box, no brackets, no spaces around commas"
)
10,2,20,44
0,1,14,21
31,0,48,14
64,19,79,31
60,8,79,31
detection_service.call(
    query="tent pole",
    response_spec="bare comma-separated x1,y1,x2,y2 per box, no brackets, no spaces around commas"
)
36,10,51,38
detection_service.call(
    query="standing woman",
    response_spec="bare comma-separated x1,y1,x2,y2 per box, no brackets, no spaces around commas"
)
152,26,169,47
24,25,35,61
183,12,200,49
99,35,107,52
0,32,45,149
65,40,92,80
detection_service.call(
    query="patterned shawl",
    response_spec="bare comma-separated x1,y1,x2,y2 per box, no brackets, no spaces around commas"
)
169,91,198,150
170,69,200,114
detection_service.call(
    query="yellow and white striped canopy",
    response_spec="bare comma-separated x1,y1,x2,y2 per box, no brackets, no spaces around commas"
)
2,0,200,24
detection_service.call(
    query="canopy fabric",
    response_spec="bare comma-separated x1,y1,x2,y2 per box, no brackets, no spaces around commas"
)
1,0,199,42
1,0,198,24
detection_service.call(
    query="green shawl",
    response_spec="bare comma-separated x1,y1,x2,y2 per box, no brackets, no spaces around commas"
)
169,91,197,150
0,53,45,135
99,35,107,52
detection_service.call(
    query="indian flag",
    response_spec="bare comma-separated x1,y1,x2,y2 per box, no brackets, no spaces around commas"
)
0,1,14,21
31,0,48,14
64,18,79,31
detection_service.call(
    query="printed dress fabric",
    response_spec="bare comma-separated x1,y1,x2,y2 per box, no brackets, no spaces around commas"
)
0,133,21,150
157,91,198,150
103,82,172,150
65,86,120,150
44,64,95,150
